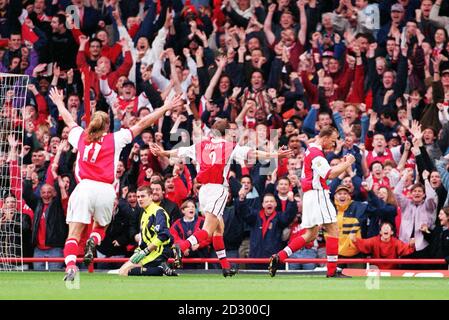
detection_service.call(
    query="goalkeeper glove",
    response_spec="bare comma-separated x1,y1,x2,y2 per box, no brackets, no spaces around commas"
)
130,247,150,264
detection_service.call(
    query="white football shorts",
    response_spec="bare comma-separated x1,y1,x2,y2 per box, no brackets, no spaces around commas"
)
67,179,116,226
301,189,337,228
198,184,228,217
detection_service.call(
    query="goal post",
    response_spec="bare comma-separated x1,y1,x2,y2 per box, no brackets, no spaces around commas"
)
0,73,29,271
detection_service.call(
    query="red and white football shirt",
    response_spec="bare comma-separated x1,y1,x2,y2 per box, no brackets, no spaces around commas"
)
177,138,250,185
301,143,331,192
68,127,133,185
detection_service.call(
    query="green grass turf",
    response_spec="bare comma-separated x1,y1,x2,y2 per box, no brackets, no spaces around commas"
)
0,272,448,300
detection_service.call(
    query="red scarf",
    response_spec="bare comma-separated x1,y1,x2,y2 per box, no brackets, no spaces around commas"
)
259,209,277,238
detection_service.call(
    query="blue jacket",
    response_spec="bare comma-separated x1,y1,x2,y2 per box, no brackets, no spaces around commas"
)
340,192,395,239
364,191,397,238
237,200,297,258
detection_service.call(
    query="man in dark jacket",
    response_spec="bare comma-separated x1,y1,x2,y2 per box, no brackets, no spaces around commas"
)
45,13,78,70
423,207,449,269
237,192,297,269
371,51,408,115
23,180,68,270
150,181,182,223
0,0,21,38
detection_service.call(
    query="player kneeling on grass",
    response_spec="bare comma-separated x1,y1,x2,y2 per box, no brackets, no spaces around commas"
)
49,87,183,282
118,186,177,276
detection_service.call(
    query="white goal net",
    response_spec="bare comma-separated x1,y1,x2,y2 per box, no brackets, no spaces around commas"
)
0,73,29,271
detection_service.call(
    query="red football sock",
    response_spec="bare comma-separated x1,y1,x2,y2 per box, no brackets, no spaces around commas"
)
326,236,339,276
63,238,79,269
278,236,306,262
213,235,231,269
180,229,209,252
89,226,106,246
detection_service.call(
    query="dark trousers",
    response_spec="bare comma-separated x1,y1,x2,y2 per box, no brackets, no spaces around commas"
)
128,257,167,276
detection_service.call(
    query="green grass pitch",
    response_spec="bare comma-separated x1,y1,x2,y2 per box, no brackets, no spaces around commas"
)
0,272,448,300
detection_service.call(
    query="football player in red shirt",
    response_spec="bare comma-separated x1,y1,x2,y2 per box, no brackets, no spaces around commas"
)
49,88,183,281
269,127,356,278
151,119,292,276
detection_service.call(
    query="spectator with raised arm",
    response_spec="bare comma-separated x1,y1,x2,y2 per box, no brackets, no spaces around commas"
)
394,169,438,263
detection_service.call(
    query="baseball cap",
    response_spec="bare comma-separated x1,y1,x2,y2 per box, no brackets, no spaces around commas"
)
335,185,351,194
391,3,404,12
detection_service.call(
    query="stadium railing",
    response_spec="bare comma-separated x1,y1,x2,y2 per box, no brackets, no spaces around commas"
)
2,258,448,272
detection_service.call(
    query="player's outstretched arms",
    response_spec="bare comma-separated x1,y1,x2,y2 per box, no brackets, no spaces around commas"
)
130,94,184,138
48,87,77,130
327,154,356,179
251,147,294,160
149,143,178,158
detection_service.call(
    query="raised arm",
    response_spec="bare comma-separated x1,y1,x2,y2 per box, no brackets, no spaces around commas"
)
429,0,449,28
48,87,77,130
263,4,277,47
250,148,294,161
204,56,227,101
129,94,184,138
99,77,118,107
167,49,183,94
297,0,307,46
393,173,410,210
327,154,356,179
423,174,437,211
149,143,179,158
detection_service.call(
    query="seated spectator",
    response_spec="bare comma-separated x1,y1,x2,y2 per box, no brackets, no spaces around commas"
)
350,222,415,269
170,200,210,268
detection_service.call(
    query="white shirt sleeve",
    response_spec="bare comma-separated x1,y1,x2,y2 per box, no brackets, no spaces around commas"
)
231,145,251,163
113,128,133,149
177,144,196,160
391,146,402,164
138,92,153,111
311,156,331,179
68,126,83,149
151,59,170,92
99,78,117,107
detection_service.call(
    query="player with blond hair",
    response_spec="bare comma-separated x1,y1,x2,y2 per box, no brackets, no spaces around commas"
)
49,87,183,281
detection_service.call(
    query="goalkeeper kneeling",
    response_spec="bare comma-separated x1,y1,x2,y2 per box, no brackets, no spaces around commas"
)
118,187,178,276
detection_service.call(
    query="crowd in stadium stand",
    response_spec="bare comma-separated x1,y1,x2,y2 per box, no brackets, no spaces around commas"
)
1,0,449,271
